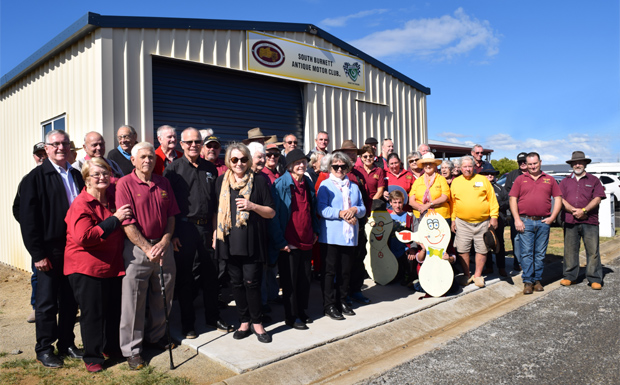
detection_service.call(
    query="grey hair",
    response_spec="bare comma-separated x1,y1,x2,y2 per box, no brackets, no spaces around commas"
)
315,131,329,140
319,153,332,173
45,129,69,143
156,125,175,138
407,151,421,162
441,159,454,171
331,151,353,172
452,158,462,167
199,128,214,141
181,127,201,141
309,150,326,168
131,141,155,157
247,142,265,156
118,125,137,136
460,155,475,166
471,144,483,152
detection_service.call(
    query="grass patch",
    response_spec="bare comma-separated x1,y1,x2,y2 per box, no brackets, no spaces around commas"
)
0,352,8,358
0,357,191,385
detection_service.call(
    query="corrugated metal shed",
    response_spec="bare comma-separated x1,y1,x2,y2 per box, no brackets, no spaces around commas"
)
1,12,429,270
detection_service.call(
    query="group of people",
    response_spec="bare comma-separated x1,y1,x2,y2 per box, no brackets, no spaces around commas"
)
14,124,606,373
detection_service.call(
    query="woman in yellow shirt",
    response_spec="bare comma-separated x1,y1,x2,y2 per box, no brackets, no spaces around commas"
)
409,153,451,221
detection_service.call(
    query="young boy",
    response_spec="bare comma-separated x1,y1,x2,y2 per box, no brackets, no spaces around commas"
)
387,190,417,285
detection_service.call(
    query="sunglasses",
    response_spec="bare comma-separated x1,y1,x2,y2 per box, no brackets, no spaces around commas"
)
361,155,374,159
408,159,419,163
206,142,221,149
286,141,298,145
230,156,249,164
266,152,280,158
475,151,484,155
331,164,347,171
182,140,203,145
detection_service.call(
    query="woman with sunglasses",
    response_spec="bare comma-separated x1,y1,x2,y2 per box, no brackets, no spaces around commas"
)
317,152,366,321
214,143,275,343
356,145,387,211
262,143,282,186
64,158,132,372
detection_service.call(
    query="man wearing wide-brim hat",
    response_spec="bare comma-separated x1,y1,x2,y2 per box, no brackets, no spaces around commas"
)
558,151,606,290
243,127,271,145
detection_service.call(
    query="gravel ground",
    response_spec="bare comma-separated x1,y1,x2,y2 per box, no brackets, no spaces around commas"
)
359,257,620,385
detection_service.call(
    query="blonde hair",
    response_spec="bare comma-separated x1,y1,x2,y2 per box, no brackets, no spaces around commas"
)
82,157,112,182
388,190,405,202
225,142,253,171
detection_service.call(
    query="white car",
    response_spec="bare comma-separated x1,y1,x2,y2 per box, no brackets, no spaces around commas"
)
592,173,620,202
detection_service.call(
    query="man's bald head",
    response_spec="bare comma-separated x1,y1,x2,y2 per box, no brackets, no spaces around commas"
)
83,131,106,158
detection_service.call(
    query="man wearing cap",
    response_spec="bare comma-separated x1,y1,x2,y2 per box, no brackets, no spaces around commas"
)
202,135,227,176
450,155,499,288
108,125,138,176
307,131,330,157
479,164,510,277
509,152,562,294
73,131,124,179
559,151,605,290
471,144,492,174
504,152,528,271
154,125,183,175
13,142,49,324
19,130,85,368
116,141,179,370
164,128,232,339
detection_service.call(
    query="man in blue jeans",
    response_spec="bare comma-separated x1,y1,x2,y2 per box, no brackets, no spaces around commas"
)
509,152,562,294
559,151,606,289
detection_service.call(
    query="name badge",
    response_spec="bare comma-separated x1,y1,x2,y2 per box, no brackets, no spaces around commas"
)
475,182,483,187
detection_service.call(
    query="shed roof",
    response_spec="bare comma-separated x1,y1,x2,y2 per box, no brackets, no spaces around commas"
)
0,12,430,95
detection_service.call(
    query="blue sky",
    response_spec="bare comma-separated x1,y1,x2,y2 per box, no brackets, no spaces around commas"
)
2,1,618,164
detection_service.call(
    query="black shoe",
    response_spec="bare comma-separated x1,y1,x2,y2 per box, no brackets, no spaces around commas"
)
251,324,272,343
206,318,234,333
324,305,345,320
340,303,356,316
184,330,197,339
285,318,309,330
127,354,145,370
144,337,175,351
58,345,84,359
37,353,63,368
299,312,313,324
233,327,252,340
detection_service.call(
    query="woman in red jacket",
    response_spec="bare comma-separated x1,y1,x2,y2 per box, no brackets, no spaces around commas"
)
64,157,132,373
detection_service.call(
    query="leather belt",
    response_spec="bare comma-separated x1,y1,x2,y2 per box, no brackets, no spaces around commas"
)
147,238,162,245
521,215,544,221
181,217,210,225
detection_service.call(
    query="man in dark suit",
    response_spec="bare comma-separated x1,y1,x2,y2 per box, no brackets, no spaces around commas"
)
19,129,85,368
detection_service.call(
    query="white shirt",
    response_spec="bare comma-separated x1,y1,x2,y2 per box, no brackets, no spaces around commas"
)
50,161,79,205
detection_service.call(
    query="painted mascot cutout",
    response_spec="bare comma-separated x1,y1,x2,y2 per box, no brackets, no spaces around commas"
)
395,210,453,297
365,204,399,285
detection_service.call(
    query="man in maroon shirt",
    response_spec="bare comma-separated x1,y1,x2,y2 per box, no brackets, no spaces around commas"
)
559,151,606,289
154,125,182,175
116,142,180,370
509,152,562,294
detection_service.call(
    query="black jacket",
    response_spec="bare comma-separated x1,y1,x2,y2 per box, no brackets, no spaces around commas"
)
19,159,85,262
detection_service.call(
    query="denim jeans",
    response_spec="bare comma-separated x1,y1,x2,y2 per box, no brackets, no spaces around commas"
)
518,217,550,283
563,223,602,284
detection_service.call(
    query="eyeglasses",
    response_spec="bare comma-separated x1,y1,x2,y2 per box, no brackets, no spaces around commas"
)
331,164,346,171
90,172,111,179
408,159,419,163
182,140,203,146
117,135,133,140
230,156,249,164
361,155,374,159
46,141,71,148
266,152,280,158
286,141,298,145
206,142,221,149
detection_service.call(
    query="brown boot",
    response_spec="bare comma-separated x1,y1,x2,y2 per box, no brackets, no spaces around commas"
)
533,281,544,292
523,282,533,295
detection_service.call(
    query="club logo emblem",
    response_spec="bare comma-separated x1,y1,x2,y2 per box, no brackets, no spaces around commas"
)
252,40,285,68
343,62,361,82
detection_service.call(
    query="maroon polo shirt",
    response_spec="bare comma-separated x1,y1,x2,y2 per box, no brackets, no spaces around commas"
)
284,177,314,250
116,171,180,240
509,171,562,217
559,172,606,225
355,164,387,214
261,167,280,187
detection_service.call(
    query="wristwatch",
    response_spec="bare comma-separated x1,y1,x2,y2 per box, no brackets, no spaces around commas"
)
582,208,588,214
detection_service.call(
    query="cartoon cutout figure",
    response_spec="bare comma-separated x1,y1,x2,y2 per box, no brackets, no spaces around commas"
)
365,209,399,285
396,210,453,297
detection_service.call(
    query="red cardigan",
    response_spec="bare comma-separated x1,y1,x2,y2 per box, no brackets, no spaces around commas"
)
64,189,125,278
154,146,183,175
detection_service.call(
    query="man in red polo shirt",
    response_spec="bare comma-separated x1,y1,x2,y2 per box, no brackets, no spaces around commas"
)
559,151,606,289
116,142,180,370
154,125,182,175
509,152,562,294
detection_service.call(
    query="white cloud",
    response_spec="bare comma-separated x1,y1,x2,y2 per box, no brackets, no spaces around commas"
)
321,9,389,28
540,154,559,162
437,132,467,138
350,8,500,60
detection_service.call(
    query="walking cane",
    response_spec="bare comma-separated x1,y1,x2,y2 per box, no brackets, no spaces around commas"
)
159,263,175,370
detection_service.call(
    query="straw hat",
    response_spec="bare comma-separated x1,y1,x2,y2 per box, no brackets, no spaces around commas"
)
416,152,442,168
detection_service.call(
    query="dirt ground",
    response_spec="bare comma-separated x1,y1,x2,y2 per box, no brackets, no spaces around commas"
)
0,263,235,384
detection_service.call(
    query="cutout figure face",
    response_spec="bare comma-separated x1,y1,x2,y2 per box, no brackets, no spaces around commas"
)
417,211,450,251
370,211,393,245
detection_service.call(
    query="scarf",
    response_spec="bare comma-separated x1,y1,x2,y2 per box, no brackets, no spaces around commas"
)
422,172,436,204
329,173,355,242
217,170,254,241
